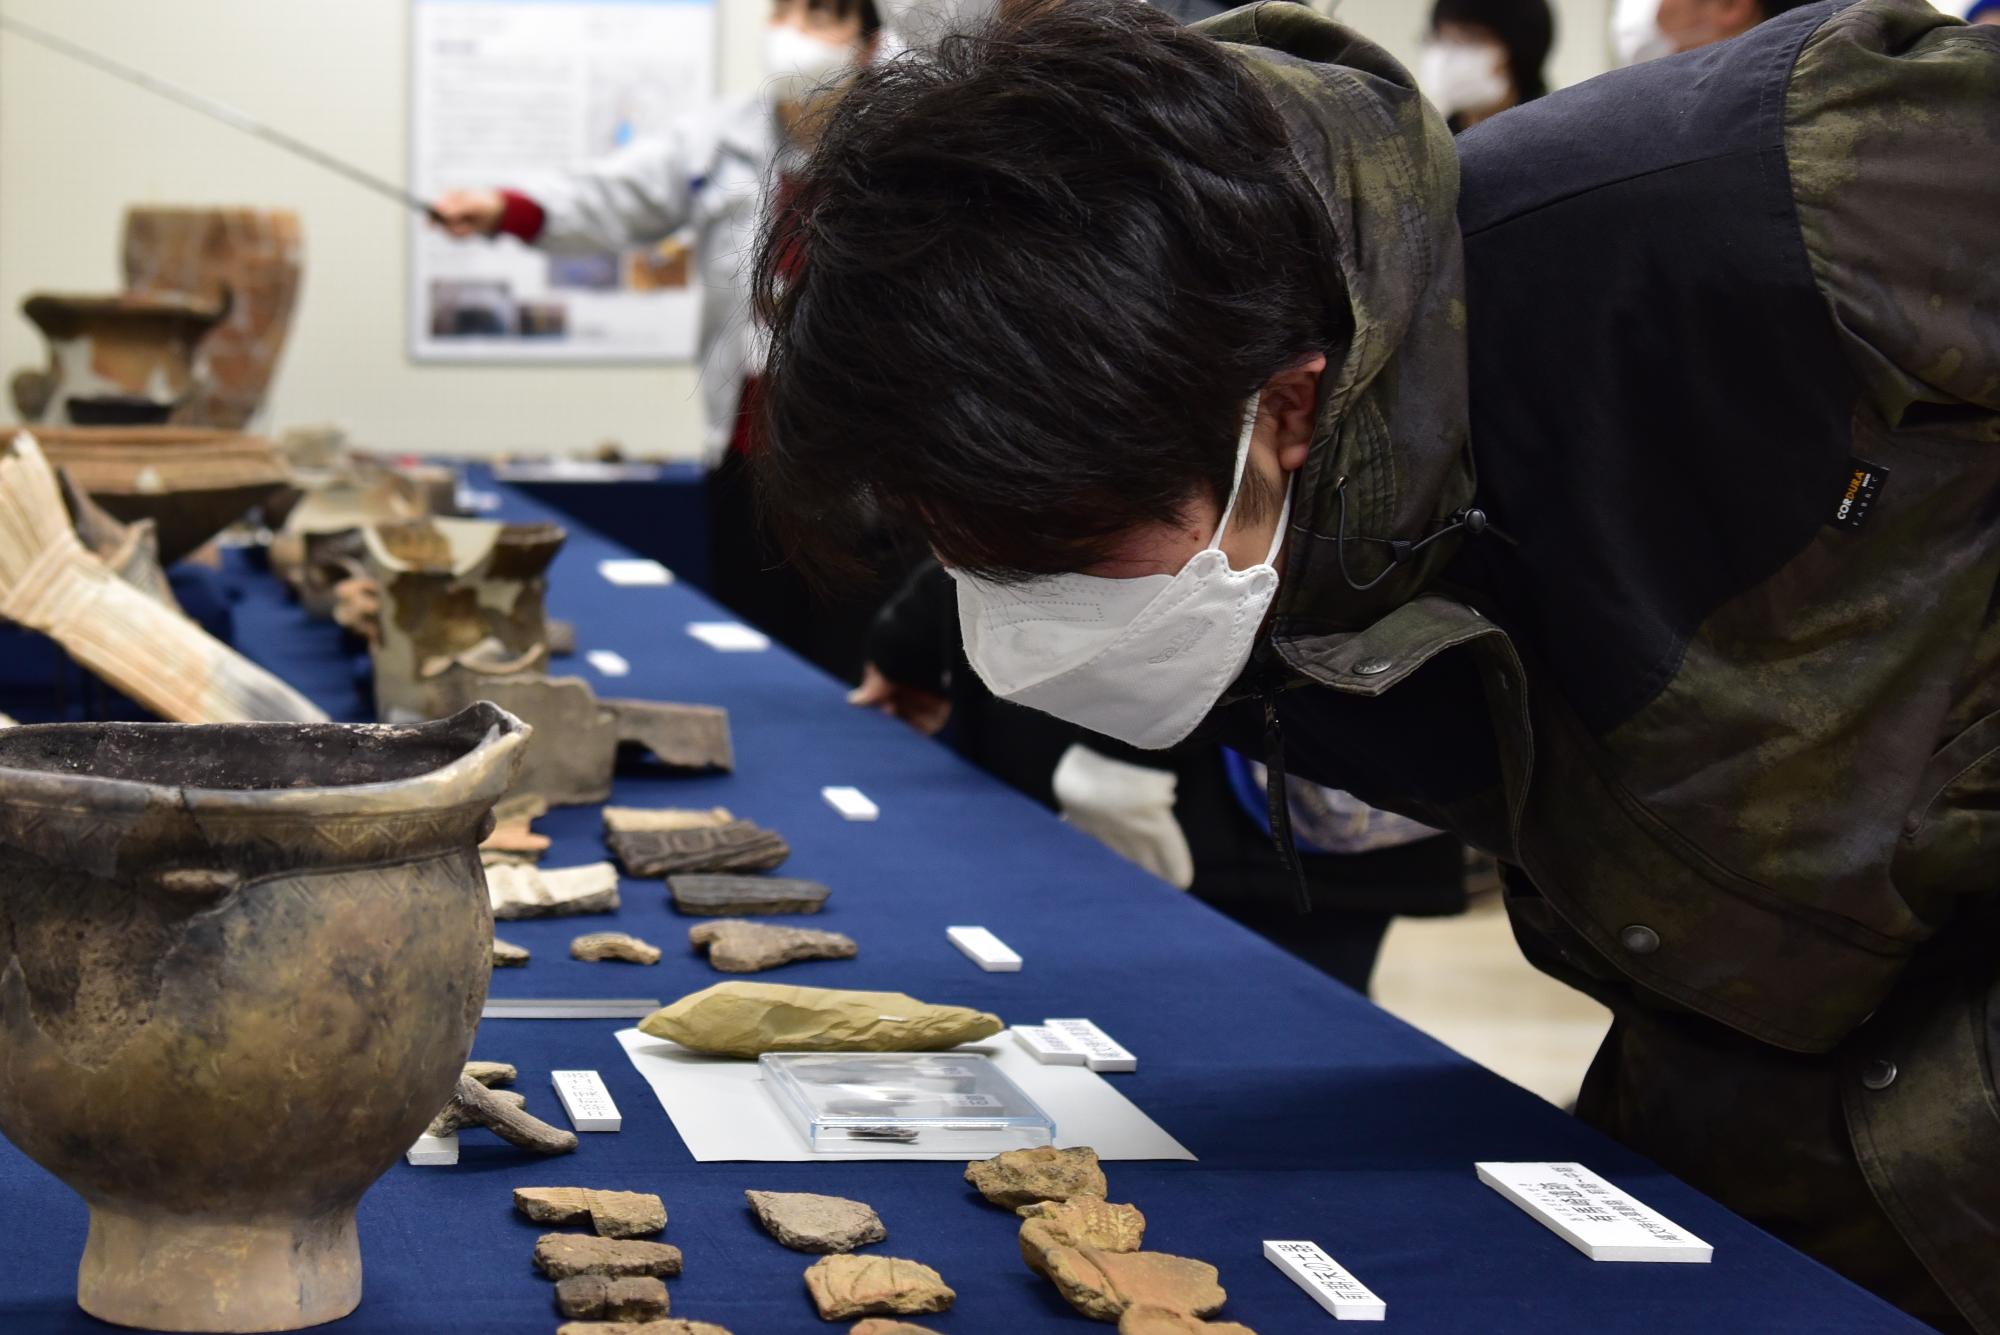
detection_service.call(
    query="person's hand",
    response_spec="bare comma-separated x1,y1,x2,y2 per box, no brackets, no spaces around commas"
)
430,188,506,238
848,663,951,735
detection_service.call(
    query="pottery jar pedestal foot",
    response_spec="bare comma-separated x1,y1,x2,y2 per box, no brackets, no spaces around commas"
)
79,1205,361,1332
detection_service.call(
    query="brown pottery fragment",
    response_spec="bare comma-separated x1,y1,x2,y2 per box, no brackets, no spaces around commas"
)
966,1146,1109,1210
803,1254,954,1320
692,921,857,973
746,1189,886,1253
535,1234,685,1280
516,1186,666,1238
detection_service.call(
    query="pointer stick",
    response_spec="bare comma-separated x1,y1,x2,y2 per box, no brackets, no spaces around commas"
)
0,11,444,222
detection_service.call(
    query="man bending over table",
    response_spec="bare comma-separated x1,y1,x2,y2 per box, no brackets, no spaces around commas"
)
747,1,1999,1328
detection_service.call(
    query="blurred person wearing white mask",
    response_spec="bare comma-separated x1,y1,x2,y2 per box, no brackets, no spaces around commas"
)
1611,0,1821,64
429,0,885,675
1418,0,1554,130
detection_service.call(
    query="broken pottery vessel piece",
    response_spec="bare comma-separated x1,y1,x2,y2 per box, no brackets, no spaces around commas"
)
610,821,788,878
967,1147,1108,1210
573,932,663,965
464,1061,516,1088
427,1086,524,1137
488,861,621,920
535,1234,685,1280
555,1275,671,1321
429,1074,577,1154
669,874,830,917
294,527,369,619
12,290,228,426
1117,1310,1258,1335
609,698,734,771
28,425,290,563
745,1190,886,1254
0,702,525,1332
426,667,732,808
482,809,550,860
691,921,857,974
360,516,565,722
803,1255,954,1321
850,1322,946,1335
516,1187,666,1239
492,937,531,967
548,617,577,657
1043,1249,1227,1324
0,434,322,723
639,983,1002,1059
604,805,733,834
58,469,179,610
121,207,304,429
556,1322,732,1335
1019,1199,1146,1277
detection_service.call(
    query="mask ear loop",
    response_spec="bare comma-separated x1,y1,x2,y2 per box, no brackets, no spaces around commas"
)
1334,475,1516,592
1212,400,1296,567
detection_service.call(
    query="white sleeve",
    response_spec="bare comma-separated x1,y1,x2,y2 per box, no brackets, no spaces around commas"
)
523,116,712,255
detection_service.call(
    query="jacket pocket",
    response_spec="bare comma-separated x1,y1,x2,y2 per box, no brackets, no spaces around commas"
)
1895,709,2000,905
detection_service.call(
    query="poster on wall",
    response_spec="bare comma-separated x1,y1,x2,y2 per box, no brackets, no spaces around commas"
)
409,0,716,363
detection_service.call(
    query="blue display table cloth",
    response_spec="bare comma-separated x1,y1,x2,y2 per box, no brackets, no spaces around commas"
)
0,479,1930,1334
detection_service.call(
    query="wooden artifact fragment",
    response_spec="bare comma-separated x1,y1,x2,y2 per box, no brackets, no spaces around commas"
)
555,1275,670,1321
803,1255,954,1321
535,1234,685,1280
639,983,1002,1059
745,1190,886,1254
573,932,663,965
967,1147,1109,1210
669,874,830,916
691,921,857,974
430,1075,577,1154
516,1187,666,1239
0,431,325,723
488,861,621,919
610,821,789,877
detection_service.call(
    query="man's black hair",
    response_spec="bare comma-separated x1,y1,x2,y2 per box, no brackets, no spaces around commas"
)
1432,0,1553,102
753,0,1348,582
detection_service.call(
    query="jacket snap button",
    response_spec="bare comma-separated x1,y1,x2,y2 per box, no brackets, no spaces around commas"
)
1353,658,1393,676
1619,924,1660,955
1862,1059,1897,1091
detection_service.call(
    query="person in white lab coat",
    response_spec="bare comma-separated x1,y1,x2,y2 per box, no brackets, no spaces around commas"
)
430,0,887,673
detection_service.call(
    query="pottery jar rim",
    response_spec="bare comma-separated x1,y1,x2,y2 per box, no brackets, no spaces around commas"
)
0,702,528,886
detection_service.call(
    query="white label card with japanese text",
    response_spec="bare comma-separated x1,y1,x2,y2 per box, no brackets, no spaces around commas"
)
1476,1162,1712,1263
1263,1240,1385,1321
553,1069,622,1132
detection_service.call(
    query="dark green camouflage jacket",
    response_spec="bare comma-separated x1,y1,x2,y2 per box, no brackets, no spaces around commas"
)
1205,1,1998,1322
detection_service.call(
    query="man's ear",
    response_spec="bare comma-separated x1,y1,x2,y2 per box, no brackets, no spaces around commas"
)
1264,354,1327,474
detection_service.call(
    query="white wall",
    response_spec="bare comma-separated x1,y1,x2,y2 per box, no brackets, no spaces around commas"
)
0,0,769,459
0,0,1617,460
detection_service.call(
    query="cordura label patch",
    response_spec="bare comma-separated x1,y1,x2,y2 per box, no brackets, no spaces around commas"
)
1832,458,1888,530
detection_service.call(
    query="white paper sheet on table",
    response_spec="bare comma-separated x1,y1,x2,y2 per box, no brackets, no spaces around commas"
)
614,1027,1196,1162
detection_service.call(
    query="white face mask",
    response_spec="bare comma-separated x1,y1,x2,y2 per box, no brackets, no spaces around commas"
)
1417,40,1513,118
1610,0,1677,66
951,404,1292,751
764,24,852,102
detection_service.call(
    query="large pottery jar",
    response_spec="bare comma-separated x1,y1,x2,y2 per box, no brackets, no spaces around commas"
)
0,703,528,1332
